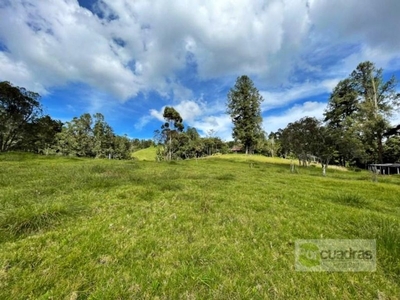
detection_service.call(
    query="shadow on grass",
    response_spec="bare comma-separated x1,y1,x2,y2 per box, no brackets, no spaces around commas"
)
0,152,39,161
331,193,369,208
0,204,85,242
157,181,183,192
137,189,157,201
215,174,235,181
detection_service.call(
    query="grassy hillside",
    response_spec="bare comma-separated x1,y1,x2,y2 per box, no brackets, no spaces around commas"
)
131,146,157,161
0,152,399,299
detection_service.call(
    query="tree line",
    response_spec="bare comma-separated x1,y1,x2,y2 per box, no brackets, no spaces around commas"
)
155,64,399,170
274,61,400,170
217,62,400,170
0,81,152,158
153,107,228,160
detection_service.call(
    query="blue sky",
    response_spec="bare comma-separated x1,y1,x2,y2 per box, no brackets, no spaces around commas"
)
1,0,400,140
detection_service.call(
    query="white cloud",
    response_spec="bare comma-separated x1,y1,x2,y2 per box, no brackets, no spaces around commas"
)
0,0,312,99
191,114,233,141
263,101,327,133
1,0,400,109
390,111,400,127
309,0,400,52
260,79,338,111
134,115,153,130
149,109,164,122
148,100,205,124
0,0,141,100
0,52,46,94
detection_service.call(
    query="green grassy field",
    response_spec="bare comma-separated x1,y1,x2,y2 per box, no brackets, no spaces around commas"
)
132,146,157,161
0,152,399,299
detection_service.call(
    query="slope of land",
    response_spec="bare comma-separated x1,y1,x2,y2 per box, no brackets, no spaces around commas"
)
0,152,399,299
131,146,157,161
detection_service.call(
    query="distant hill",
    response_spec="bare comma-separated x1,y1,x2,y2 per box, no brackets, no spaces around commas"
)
131,146,157,161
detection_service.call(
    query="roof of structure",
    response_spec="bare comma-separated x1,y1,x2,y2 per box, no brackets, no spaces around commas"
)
231,146,242,151
369,163,400,167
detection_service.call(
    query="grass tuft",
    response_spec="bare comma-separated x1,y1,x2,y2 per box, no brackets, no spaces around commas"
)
332,193,368,208
374,219,400,278
90,164,108,174
215,173,235,181
0,204,74,237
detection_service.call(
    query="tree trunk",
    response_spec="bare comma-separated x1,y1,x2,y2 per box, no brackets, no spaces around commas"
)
169,133,172,161
322,163,326,176
377,133,384,164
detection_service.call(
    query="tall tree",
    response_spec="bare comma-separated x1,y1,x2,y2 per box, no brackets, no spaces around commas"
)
0,81,42,151
324,78,364,166
350,61,399,163
313,125,336,176
325,61,399,165
160,107,184,160
227,75,264,154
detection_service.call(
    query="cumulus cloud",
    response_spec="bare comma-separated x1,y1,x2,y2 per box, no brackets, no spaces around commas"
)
149,100,207,124
0,0,141,99
192,114,233,141
263,101,327,133
260,78,338,111
0,0,312,99
1,0,400,121
0,52,46,94
309,0,400,52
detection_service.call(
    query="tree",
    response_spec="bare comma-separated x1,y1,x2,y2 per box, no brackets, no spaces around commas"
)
160,107,184,160
18,115,63,154
324,79,365,166
350,61,399,163
269,132,281,157
0,81,42,151
55,113,94,157
325,61,400,165
113,135,131,159
92,113,114,158
313,125,336,176
54,113,133,159
281,117,322,166
227,75,264,154
185,127,202,158
281,117,336,175
383,136,400,163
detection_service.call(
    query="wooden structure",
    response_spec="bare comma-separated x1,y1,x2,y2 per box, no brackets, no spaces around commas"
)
231,146,242,153
368,163,400,175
